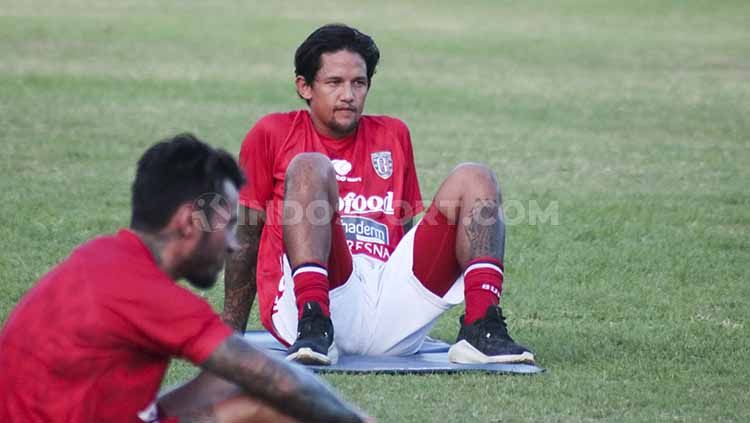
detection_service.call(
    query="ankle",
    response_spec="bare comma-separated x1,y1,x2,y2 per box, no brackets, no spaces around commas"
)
292,263,331,318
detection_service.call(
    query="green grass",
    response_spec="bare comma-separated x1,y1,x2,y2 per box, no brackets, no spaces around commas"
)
2,0,749,421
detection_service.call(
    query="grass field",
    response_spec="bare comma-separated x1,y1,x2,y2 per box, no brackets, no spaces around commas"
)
2,1,749,421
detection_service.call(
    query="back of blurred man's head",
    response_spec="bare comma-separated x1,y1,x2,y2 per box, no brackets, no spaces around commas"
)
130,133,244,233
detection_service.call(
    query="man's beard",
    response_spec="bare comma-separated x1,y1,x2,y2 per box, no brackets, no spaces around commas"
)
329,116,359,136
181,233,222,290
186,268,219,290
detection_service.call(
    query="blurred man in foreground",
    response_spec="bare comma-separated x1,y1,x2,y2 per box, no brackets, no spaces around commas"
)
0,133,370,423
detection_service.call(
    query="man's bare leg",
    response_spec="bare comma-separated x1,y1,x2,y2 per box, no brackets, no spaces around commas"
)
421,163,534,363
283,153,339,269
282,153,341,364
429,163,505,267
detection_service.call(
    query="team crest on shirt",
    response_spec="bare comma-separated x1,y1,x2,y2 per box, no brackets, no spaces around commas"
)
370,151,393,179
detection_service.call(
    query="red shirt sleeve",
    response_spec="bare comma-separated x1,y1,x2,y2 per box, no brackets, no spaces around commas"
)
104,278,232,365
238,117,275,212
399,123,424,220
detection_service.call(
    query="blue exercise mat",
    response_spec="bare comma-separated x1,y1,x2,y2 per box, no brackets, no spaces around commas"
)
243,330,544,375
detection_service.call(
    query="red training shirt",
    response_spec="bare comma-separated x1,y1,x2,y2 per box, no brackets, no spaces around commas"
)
238,110,424,331
0,230,233,423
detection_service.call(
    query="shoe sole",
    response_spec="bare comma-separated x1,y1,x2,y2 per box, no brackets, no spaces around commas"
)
448,340,535,364
286,343,339,366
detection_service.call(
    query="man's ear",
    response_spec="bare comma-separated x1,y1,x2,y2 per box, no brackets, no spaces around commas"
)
172,202,202,240
295,76,313,101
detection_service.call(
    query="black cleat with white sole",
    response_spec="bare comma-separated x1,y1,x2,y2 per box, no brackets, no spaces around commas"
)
448,305,535,364
286,302,338,365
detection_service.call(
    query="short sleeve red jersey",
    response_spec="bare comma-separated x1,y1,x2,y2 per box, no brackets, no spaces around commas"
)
0,230,232,423
238,110,423,328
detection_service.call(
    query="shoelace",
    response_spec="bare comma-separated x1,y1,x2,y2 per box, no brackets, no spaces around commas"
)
479,310,511,341
298,312,330,340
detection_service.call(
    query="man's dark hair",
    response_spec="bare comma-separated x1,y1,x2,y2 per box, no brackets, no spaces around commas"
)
295,23,380,89
130,133,245,233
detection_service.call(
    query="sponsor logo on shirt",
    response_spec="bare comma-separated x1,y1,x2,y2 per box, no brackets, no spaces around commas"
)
331,159,362,182
346,239,391,261
341,216,389,245
338,191,395,215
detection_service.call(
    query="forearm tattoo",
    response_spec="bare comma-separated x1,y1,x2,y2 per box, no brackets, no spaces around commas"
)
204,335,365,423
177,409,216,423
222,218,263,332
464,198,504,259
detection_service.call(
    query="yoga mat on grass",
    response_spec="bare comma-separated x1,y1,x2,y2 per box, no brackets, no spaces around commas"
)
243,330,544,375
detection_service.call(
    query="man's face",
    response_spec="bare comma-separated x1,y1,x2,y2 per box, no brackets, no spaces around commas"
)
298,49,369,139
183,180,239,290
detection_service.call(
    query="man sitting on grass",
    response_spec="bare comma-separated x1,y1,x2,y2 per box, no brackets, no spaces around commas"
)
0,134,370,423
223,24,535,366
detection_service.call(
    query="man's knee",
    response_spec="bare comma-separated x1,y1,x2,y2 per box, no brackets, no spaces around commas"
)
285,153,336,187
431,163,501,221
449,162,500,193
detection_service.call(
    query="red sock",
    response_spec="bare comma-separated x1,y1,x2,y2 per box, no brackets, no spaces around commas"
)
463,257,504,325
292,262,330,318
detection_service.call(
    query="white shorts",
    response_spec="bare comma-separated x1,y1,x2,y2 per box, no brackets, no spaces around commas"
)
271,222,466,356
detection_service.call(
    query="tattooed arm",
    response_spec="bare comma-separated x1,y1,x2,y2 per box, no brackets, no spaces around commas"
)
202,334,368,422
222,205,264,332
158,370,300,423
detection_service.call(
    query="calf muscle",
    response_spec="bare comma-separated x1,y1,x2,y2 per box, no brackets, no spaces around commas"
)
464,198,503,259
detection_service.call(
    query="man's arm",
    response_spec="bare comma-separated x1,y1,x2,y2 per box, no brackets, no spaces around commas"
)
202,334,369,422
158,370,300,423
222,205,264,332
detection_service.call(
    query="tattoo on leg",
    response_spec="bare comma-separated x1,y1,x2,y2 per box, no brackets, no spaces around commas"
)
463,199,501,258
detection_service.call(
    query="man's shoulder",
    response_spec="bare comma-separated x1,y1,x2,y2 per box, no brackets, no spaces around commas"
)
72,231,172,287
361,115,413,151
251,110,302,134
74,230,141,261
77,234,207,309
362,114,410,133
241,111,306,154
67,232,124,267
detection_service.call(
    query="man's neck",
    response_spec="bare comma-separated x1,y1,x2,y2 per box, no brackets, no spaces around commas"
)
133,229,179,280
308,112,356,140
